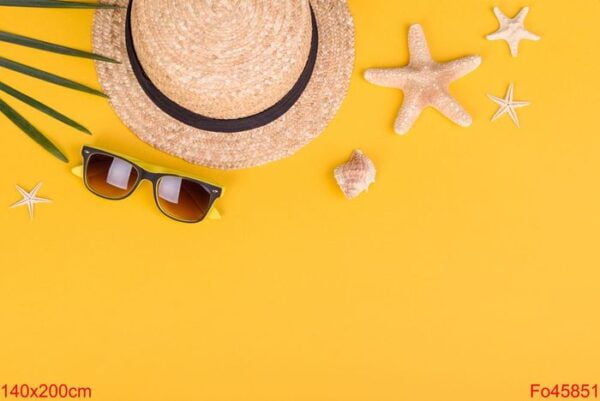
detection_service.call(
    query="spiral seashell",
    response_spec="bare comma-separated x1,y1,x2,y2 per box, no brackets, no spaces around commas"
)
334,150,376,199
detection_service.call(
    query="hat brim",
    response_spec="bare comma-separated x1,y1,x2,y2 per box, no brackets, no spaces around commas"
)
93,0,355,170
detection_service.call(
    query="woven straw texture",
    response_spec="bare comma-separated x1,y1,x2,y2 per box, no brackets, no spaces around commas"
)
93,0,355,170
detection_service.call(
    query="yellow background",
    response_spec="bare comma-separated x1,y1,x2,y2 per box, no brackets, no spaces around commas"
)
1,1,599,400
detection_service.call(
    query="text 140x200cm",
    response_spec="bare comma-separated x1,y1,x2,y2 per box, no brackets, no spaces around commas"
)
1,384,92,399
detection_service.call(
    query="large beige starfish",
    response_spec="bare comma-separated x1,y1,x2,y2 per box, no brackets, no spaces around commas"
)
364,24,481,135
486,6,540,57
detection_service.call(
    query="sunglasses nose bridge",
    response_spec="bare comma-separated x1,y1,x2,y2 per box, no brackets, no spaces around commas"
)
137,171,164,194
134,175,156,196
138,169,155,182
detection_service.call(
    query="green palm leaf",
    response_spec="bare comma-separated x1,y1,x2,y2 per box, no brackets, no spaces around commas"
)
0,95,68,162
0,56,107,97
0,0,121,9
0,30,119,63
0,81,91,134
0,0,119,163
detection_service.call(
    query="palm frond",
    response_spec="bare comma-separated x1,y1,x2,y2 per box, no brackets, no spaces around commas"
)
0,95,68,162
0,0,121,9
0,0,118,162
0,30,119,63
0,57,107,97
0,81,91,134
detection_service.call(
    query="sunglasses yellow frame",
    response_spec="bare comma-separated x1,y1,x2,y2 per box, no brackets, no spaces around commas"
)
71,146,223,221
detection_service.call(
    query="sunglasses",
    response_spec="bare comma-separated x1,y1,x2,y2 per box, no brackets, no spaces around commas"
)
72,146,223,223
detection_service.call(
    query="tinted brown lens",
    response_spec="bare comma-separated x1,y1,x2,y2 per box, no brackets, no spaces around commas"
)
85,153,139,199
156,176,211,222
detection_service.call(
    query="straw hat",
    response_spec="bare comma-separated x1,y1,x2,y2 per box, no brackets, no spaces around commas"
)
93,0,355,169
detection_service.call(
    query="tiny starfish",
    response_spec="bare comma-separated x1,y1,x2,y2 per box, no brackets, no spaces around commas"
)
365,24,481,135
488,83,530,127
486,6,540,57
10,182,52,219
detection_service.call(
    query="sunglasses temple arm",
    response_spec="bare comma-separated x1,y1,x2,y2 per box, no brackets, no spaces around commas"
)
207,206,221,220
72,165,84,178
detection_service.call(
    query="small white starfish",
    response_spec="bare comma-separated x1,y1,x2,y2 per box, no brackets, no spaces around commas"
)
488,83,530,127
10,182,52,219
364,24,481,135
486,6,540,57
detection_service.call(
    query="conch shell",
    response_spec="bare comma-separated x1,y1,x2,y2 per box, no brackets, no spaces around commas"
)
334,150,376,199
